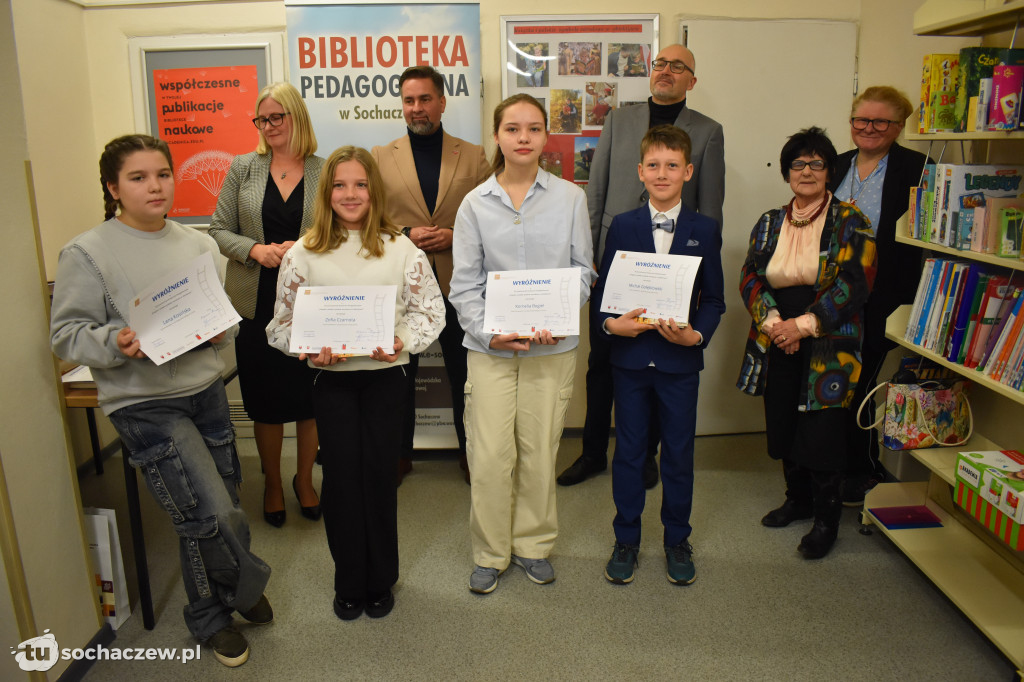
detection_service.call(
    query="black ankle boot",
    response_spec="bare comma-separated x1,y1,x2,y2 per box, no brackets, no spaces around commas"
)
798,519,839,559
799,469,843,559
762,499,813,527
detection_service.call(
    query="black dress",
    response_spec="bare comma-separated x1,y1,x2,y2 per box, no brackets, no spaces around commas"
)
762,285,848,472
234,175,316,424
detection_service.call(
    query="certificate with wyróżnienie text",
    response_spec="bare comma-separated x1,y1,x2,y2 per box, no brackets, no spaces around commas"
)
600,251,702,325
289,285,396,356
129,251,241,366
483,267,582,337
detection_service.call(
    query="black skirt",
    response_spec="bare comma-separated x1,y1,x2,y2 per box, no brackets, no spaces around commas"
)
234,175,316,424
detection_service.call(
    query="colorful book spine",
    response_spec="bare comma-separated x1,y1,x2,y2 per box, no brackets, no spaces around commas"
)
957,272,992,364
954,47,1004,132
946,265,980,359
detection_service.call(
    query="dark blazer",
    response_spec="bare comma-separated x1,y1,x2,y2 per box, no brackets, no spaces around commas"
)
830,142,930,351
595,204,725,374
587,102,725,262
208,151,324,319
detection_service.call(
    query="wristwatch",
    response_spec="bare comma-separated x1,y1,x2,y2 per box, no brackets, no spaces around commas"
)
402,226,412,238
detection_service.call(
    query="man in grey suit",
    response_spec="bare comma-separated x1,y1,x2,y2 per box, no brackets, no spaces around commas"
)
558,43,725,487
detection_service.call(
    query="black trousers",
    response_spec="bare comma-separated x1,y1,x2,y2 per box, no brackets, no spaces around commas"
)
403,295,468,456
315,366,405,599
580,294,659,465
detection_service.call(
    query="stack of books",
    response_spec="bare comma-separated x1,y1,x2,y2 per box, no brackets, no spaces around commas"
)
907,163,1024,256
920,48,1024,133
904,259,1024,390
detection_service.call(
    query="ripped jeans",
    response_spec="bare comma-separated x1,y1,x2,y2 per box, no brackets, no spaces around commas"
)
109,381,271,641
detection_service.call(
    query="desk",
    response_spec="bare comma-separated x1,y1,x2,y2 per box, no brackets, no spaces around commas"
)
64,384,156,631
64,368,237,632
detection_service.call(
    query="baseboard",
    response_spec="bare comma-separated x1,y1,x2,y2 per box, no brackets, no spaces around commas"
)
56,623,115,682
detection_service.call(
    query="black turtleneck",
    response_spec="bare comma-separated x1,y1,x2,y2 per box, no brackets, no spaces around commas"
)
408,124,444,215
648,97,687,129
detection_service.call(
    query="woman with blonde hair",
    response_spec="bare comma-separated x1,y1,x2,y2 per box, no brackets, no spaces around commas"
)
267,146,445,619
829,86,931,505
209,82,324,527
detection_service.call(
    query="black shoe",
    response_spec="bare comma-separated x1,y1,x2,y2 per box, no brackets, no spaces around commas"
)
798,520,839,559
761,499,813,527
237,594,273,624
557,455,606,486
333,596,363,621
263,488,285,528
292,475,322,521
205,625,249,668
365,590,394,618
643,454,659,490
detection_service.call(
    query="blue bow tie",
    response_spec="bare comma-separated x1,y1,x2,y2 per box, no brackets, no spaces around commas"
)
652,218,675,233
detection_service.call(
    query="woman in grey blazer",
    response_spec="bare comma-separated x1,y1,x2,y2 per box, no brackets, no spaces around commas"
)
209,82,325,527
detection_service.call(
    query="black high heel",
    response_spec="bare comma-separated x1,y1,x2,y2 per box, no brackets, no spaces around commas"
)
293,475,322,521
263,487,286,528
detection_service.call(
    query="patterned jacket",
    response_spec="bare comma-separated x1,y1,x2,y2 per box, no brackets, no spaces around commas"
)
736,196,877,410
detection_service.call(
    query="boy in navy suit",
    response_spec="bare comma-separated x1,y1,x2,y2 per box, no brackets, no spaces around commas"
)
596,125,725,585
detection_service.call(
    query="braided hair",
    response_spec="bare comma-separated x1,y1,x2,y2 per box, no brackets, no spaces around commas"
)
99,135,173,220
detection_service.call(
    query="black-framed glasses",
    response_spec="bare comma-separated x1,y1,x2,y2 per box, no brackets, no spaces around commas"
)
252,112,290,129
651,59,695,76
790,159,827,171
850,117,899,131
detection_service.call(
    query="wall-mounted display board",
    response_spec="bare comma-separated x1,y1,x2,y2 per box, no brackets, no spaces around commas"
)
500,14,658,187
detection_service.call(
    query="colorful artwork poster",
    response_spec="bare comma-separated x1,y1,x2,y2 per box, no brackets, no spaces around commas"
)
585,81,617,127
286,4,483,152
515,42,551,88
152,66,259,218
503,18,655,117
550,89,582,134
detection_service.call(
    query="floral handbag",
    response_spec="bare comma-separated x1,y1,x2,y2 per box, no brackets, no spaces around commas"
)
857,376,973,450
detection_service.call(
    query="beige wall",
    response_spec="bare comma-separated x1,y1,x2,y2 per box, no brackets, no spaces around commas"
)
31,0,974,278
3,1,101,679
17,0,980,431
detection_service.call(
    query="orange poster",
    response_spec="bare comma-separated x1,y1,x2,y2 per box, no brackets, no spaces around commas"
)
153,65,259,218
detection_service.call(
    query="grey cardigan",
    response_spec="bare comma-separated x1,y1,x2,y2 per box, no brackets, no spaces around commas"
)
209,151,325,319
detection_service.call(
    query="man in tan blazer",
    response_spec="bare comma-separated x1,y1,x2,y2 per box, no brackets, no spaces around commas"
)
372,65,491,484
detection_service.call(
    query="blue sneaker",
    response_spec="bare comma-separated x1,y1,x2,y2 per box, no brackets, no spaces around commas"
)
665,541,696,585
604,543,639,584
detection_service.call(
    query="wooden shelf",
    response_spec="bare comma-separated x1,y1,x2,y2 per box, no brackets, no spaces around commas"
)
894,234,1024,272
907,434,1002,484
914,0,1024,36
906,131,1024,141
864,481,1024,670
885,305,1024,405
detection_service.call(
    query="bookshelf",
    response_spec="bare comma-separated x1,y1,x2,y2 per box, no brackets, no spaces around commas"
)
914,0,1024,37
865,10,1024,673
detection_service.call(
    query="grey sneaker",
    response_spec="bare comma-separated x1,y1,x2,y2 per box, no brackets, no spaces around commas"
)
511,555,555,584
205,625,249,667
469,566,500,594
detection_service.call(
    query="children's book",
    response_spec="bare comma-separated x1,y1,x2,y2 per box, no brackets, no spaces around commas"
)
906,258,937,341
956,272,991,365
945,265,980,360
954,47,1005,132
965,275,1011,368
